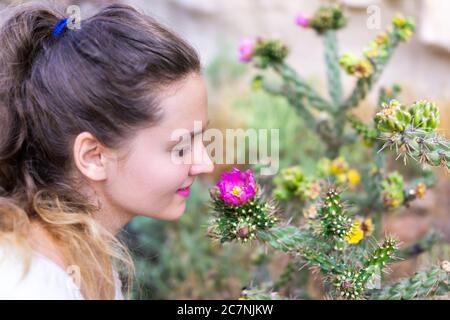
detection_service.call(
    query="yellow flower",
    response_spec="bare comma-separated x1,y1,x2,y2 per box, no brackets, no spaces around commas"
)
392,14,407,28
365,47,380,59
357,217,374,237
353,59,374,78
374,32,389,46
347,169,361,187
415,183,426,199
238,297,248,300
330,157,349,175
400,28,413,41
345,221,364,245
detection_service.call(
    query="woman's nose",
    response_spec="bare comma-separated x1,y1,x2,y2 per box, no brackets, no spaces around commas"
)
189,146,214,176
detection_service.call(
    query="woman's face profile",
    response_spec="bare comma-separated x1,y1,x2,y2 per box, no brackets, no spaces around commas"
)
75,73,214,227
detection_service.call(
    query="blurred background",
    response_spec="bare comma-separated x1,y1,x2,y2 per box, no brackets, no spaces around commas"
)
1,0,449,299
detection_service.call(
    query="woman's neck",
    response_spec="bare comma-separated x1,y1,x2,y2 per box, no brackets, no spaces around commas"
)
27,221,68,271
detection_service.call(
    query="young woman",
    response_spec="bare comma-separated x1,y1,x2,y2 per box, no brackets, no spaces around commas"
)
0,2,214,299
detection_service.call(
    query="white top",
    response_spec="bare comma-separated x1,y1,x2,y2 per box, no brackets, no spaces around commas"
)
0,243,124,300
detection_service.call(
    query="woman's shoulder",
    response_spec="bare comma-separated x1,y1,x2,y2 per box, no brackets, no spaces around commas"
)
0,241,84,300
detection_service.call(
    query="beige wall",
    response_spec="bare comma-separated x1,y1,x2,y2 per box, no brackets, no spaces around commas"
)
2,0,450,101
122,0,450,102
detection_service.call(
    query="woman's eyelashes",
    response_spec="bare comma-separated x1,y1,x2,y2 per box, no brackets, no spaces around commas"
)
173,146,191,157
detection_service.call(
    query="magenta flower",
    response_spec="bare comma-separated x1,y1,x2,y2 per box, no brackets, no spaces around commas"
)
295,13,310,28
238,38,255,63
217,168,257,206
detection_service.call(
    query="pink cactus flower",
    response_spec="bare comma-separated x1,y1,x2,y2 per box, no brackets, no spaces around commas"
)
295,14,310,28
217,168,257,206
238,38,255,63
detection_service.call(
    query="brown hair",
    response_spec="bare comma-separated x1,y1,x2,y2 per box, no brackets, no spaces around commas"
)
0,2,200,299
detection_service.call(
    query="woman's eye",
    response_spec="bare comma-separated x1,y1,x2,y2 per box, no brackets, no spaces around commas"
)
174,147,190,157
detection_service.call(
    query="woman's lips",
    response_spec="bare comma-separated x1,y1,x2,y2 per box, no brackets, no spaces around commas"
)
176,186,191,198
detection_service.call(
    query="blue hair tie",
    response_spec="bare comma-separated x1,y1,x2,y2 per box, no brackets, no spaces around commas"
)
53,17,71,39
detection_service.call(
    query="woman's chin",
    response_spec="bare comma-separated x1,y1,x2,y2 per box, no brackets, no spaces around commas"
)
137,197,187,221
159,201,187,221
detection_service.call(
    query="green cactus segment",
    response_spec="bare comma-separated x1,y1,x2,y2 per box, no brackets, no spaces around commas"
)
375,100,449,170
252,39,289,69
348,115,378,146
273,63,336,112
273,166,321,202
323,30,343,105
302,247,345,274
408,100,440,131
209,189,279,244
380,129,449,170
309,5,347,34
317,188,352,240
360,237,398,279
334,270,365,299
254,74,319,132
256,226,309,252
334,238,398,299
375,100,439,133
373,266,449,300
381,171,405,209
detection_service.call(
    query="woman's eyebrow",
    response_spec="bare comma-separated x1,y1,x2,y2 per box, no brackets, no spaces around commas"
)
189,119,210,138
169,119,210,145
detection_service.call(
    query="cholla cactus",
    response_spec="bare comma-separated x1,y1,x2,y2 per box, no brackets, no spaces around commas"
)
334,237,398,299
209,174,403,299
374,264,449,299
221,4,448,300
375,100,439,133
208,168,279,243
316,188,353,242
238,38,289,69
308,4,347,34
375,99,449,170
239,8,418,157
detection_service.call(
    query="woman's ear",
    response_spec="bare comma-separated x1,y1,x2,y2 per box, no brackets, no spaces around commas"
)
73,132,108,181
